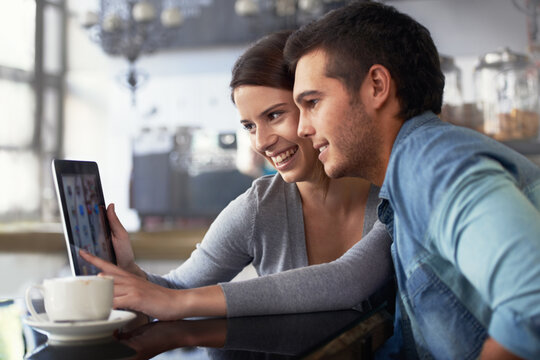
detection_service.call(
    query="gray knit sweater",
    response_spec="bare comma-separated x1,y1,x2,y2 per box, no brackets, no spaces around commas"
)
146,174,393,317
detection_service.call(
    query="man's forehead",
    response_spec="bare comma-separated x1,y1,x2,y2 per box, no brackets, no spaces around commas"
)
293,50,328,92
296,50,327,76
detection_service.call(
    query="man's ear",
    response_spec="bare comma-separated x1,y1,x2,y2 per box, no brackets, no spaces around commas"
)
365,64,392,110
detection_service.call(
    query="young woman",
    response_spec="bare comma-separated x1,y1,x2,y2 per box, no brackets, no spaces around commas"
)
82,30,393,321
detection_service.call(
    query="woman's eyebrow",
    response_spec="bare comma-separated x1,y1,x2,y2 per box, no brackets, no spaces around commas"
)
259,103,288,118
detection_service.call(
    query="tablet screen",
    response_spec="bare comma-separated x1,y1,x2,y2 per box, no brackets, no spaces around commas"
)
52,160,116,275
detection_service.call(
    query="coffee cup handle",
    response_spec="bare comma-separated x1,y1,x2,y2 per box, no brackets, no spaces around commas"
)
25,284,47,322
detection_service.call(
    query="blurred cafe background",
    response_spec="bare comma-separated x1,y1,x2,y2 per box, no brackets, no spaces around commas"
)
2,0,540,317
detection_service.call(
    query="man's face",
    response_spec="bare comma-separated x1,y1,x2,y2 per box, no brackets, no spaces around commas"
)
293,50,378,179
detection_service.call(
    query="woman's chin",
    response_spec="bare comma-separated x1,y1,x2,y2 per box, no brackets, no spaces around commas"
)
278,171,299,183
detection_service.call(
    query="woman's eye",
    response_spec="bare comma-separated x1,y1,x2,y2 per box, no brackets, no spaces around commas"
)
268,111,283,120
242,123,255,132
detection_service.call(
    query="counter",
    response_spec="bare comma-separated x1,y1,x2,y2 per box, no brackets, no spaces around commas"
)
0,224,206,260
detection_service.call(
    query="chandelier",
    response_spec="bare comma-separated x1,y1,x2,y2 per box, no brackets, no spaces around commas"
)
81,0,214,105
234,0,347,20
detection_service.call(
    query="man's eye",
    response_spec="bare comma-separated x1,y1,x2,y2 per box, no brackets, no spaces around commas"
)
306,99,319,108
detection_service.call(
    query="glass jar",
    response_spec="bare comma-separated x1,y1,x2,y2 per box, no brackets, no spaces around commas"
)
440,55,466,127
474,48,539,141
440,54,463,107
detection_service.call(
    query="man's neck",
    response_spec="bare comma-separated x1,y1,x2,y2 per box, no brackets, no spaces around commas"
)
371,114,404,187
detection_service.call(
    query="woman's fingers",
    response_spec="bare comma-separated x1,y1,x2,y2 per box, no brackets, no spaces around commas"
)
110,275,140,296
107,203,128,238
114,294,138,311
106,203,139,274
79,249,127,275
81,258,179,321
78,250,158,317
79,249,109,268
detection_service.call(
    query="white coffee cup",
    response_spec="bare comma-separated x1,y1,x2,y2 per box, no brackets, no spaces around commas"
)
25,276,113,322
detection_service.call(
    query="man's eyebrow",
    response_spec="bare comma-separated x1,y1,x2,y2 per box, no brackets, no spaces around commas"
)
295,90,321,104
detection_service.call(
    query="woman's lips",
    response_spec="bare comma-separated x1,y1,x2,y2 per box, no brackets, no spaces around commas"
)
271,147,298,168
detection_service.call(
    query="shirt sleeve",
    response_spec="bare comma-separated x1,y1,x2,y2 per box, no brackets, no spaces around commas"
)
220,220,393,317
432,159,540,359
146,189,256,289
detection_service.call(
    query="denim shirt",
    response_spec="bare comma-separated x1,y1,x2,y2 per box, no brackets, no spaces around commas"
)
378,111,540,359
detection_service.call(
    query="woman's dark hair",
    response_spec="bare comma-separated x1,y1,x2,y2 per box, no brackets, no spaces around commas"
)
284,2,445,120
230,30,294,103
230,29,329,189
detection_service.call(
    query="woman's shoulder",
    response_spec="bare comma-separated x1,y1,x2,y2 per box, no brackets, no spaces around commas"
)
362,184,381,235
248,173,298,201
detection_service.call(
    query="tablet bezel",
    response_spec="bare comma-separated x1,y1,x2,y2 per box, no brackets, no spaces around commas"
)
52,159,117,276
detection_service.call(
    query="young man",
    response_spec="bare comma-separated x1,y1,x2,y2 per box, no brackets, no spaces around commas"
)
285,2,540,359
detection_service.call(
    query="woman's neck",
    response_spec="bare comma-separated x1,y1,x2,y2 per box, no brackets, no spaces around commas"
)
296,176,372,265
296,176,372,212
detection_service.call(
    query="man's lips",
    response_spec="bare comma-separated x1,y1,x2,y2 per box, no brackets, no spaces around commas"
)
314,143,329,162
314,142,329,153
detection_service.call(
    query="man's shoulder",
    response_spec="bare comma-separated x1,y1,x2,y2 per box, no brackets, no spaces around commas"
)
384,115,506,210
396,115,481,158
391,113,522,174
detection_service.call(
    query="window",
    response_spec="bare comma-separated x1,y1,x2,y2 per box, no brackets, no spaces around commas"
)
0,0,66,223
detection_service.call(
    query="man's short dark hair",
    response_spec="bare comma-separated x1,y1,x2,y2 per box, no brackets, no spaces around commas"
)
284,1,445,120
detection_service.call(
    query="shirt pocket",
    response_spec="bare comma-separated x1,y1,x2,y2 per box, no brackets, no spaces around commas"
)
406,263,488,359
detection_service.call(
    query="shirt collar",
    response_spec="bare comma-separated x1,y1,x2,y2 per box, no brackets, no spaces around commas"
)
378,111,438,200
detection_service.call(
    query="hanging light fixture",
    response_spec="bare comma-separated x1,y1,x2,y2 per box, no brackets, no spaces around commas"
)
234,0,348,23
81,0,213,105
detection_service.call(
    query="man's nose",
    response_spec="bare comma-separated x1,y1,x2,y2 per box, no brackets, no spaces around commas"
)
297,113,315,138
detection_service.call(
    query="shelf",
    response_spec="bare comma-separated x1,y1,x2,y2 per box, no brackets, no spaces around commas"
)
0,226,206,260
502,140,540,156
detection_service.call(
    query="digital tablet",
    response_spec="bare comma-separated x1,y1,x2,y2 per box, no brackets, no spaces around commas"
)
52,159,117,275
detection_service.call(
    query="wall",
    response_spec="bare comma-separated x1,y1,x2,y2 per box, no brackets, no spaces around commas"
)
63,0,531,232
65,0,249,230
2,0,532,300
390,0,529,103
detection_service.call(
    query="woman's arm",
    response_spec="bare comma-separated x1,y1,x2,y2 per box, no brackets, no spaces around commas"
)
145,189,256,289
107,181,260,291
81,220,392,320
220,220,393,317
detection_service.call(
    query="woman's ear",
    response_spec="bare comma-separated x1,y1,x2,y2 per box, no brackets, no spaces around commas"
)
364,64,392,110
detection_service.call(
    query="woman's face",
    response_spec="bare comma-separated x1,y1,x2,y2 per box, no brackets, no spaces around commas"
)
233,85,319,183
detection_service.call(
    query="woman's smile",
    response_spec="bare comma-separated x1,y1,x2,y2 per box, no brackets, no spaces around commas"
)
269,146,299,169
234,85,320,183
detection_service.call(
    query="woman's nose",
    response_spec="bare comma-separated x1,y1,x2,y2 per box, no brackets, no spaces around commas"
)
255,125,278,153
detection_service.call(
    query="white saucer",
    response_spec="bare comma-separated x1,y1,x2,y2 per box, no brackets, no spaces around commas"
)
23,310,137,343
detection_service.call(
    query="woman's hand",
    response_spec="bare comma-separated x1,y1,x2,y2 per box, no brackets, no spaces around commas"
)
106,204,145,278
80,250,186,321
80,250,227,320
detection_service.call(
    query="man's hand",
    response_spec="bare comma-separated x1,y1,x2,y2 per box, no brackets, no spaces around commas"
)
480,337,523,360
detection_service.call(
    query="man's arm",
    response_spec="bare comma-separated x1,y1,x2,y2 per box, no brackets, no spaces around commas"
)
434,159,540,359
